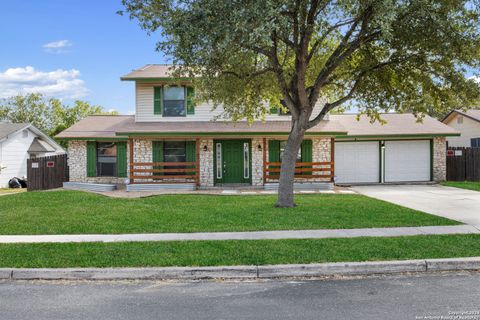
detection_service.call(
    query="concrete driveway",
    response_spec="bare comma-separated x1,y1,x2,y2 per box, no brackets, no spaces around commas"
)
352,184,480,226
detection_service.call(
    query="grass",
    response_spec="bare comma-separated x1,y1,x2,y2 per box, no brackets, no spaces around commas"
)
0,235,479,268
442,181,480,192
0,190,458,235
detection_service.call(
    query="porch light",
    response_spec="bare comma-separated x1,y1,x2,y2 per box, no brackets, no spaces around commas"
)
257,144,262,151
203,145,208,152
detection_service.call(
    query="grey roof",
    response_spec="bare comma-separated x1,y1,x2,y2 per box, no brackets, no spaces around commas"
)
55,115,345,138
28,137,56,153
56,113,459,139
331,113,459,137
121,64,190,80
0,122,29,140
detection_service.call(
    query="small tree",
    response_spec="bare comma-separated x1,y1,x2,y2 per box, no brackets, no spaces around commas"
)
121,0,480,207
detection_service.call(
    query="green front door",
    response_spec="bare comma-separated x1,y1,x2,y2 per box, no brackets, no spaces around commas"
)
214,140,251,184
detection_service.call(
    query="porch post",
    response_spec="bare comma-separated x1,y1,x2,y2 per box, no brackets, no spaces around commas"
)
129,138,134,184
196,138,200,186
262,137,267,185
330,137,335,182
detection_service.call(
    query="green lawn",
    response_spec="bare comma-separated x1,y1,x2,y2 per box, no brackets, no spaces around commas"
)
0,235,479,268
442,181,480,192
0,190,458,235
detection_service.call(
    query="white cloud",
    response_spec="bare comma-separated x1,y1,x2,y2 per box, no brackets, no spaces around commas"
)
470,76,480,84
0,66,89,99
42,40,73,53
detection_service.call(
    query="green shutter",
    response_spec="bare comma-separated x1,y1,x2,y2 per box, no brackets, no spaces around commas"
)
152,141,164,163
186,141,196,162
186,87,195,115
186,141,196,175
268,140,280,177
152,141,164,178
301,140,313,175
268,140,280,162
154,87,163,115
86,141,97,177
116,142,127,177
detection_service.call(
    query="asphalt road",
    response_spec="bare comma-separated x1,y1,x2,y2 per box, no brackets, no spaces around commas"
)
1,272,479,320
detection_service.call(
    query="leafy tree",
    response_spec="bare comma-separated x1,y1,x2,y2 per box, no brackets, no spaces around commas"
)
0,93,117,146
121,0,480,207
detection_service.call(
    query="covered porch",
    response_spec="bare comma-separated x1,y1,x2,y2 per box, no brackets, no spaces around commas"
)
126,136,335,190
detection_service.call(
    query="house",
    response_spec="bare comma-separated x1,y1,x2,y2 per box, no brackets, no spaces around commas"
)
0,122,66,187
56,64,459,190
441,110,480,147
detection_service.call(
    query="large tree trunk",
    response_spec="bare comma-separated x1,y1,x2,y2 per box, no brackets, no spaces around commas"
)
275,120,307,208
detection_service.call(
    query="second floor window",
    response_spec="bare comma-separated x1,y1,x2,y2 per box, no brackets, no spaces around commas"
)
163,86,186,117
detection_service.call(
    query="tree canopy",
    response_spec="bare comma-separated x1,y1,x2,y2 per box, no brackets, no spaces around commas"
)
121,0,480,206
0,93,117,143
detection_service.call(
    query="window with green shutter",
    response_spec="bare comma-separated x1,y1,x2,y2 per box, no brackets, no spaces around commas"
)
186,87,195,115
116,142,127,178
154,86,163,115
86,141,97,177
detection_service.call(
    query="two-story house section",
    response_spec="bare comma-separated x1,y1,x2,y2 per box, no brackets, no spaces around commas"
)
57,64,459,191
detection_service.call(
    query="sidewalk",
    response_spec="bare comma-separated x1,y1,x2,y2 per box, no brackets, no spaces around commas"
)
0,225,478,244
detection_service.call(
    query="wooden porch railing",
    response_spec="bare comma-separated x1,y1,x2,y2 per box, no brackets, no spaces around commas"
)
263,161,335,182
129,162,199,185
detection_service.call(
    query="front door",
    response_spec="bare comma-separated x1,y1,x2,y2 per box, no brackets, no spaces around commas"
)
214,140,251,184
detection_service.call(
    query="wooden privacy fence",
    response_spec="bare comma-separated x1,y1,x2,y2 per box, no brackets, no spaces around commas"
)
446,147,480,181
27,154,69,191
263,161,335,182
129,162,199,185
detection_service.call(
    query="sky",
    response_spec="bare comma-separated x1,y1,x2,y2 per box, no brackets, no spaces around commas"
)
0,0,168,114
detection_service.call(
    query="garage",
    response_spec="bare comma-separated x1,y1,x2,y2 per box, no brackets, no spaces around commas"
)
384,140,431,182
334,141,380,183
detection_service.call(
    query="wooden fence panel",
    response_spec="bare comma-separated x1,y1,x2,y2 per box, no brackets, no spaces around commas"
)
446,147,480,182
27,154,69,191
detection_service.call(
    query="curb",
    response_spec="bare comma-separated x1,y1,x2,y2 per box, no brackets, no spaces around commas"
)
0,257,479,281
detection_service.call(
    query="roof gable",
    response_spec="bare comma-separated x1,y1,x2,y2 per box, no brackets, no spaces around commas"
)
442,110,480,125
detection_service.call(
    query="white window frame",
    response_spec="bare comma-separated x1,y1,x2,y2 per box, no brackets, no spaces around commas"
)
216,143,222,179
243,142,250,179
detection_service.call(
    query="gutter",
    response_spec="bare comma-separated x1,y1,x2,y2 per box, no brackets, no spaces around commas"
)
1,257,479,281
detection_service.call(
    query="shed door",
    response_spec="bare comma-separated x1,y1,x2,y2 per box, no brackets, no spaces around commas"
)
384,140,431,182
334,141,380,183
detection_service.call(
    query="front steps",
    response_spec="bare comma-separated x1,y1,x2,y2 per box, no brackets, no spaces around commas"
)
126,183,197,192
63,182,117,192
264,182,334,191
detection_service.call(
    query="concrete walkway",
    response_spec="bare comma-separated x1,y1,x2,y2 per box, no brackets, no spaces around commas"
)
353,184,480,226
0,225,478,244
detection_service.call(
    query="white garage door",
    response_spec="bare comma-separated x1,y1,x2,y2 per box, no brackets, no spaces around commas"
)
334,142,380,183
385,140,431,182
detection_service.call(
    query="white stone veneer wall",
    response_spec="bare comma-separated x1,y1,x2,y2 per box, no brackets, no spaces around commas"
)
131,139,152,183
199,138,214,187
433,137,446,181
68,140,130,185
251,138,264,186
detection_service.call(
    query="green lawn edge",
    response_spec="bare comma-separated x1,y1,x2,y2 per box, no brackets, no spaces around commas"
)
0,235,479,268
0,190,459,235
441,181,480,192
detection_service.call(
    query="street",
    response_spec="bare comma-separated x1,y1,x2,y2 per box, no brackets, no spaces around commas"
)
0,272,479,320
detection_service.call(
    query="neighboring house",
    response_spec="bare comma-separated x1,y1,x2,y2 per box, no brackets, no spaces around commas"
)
0,123,66,188
56,64,459,190
441,110,480,147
